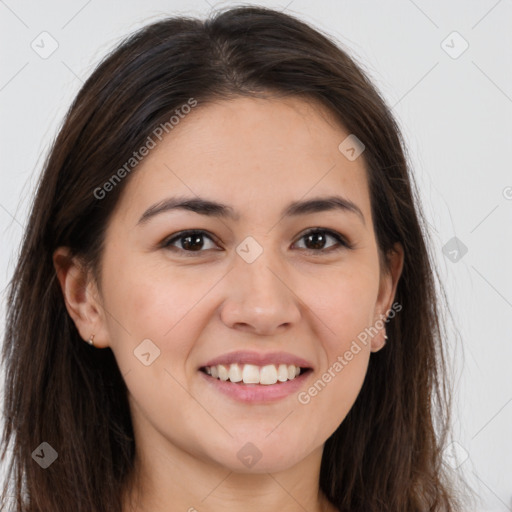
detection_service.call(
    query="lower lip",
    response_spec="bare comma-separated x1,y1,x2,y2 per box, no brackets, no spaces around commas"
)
198,369,312,403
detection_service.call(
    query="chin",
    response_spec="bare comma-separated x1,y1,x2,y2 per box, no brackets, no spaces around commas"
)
206,441,307,474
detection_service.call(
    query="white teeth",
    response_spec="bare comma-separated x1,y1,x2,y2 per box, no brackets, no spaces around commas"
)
228,363,243,383
203,363,304,384
259,365,278,385
218,364,229,381
277,364,288,382
242,364,260,384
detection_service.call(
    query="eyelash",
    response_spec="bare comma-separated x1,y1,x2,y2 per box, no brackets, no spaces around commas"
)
161,228,353,257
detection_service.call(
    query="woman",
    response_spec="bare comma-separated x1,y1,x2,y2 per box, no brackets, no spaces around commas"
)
0,5,473,511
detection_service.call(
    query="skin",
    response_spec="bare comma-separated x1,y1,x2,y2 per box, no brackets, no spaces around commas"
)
54,95,403,512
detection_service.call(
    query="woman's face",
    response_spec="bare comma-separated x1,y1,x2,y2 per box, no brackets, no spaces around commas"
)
84,96,402,474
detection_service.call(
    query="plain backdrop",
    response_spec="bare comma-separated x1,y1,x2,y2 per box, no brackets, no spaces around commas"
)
1,1,511,510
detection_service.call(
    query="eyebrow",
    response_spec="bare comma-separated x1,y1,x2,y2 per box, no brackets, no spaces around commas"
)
136,194,366,226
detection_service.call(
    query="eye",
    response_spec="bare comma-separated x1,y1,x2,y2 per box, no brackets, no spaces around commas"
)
162,230,219,255
161,228,352,256
292,228,351,253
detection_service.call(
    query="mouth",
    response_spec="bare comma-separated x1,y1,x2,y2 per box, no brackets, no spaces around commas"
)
199,363,313,385
198,363,314,403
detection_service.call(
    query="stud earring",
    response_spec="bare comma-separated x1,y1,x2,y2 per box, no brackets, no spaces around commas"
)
87,334,95,347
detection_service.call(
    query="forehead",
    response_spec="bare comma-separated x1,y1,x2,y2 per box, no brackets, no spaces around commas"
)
113,96,371,226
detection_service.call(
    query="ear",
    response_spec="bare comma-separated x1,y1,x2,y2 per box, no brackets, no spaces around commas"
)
53,247,109,348
370,242,404,352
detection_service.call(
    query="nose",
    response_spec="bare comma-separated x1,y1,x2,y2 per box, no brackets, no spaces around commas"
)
219,247,301,336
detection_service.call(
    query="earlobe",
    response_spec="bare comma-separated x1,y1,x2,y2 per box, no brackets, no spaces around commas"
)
371,242,404,352
52,247,108,348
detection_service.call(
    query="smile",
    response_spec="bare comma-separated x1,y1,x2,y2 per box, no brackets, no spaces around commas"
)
198,365,313,403
200,363,306,385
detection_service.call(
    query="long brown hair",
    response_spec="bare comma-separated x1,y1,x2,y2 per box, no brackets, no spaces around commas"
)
1,5,473,511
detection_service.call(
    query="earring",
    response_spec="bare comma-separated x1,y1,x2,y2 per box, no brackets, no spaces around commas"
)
87,334,95,347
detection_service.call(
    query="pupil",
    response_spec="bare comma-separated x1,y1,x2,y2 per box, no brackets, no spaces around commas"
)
306,232,325,250
182,234,203,251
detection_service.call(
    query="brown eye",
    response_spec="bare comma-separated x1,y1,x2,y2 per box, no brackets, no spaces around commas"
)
162,228,351,257
293,229,350,253
163,230,218,254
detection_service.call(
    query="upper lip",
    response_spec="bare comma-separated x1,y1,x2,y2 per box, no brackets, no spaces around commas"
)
200,350,314,370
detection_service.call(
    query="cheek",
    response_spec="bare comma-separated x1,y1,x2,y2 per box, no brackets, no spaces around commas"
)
304,262,380,353
297,272,376,427
294,263,378,420
100,257,209,426
100,250,206,372
301,347,369,441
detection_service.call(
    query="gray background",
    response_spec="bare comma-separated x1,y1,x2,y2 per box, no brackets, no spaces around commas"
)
1,0,511,510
